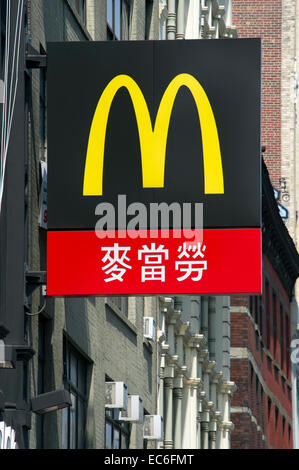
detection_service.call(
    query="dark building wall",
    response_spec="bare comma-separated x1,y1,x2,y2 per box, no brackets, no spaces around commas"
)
25,0,160,449
231,253,293,449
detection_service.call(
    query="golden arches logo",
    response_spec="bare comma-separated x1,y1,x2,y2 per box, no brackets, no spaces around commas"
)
83,73,224,196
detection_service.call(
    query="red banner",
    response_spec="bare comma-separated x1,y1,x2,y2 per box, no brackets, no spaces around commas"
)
47,229,262,296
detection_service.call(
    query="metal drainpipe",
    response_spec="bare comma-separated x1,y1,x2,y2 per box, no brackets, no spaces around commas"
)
167,0,176,40
176,0,185,39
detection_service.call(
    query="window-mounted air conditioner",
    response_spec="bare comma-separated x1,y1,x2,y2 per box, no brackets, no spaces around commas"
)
143,415,164,440
118,395,143,423
143,317,156,342
105,382,127,410
0,422,18,449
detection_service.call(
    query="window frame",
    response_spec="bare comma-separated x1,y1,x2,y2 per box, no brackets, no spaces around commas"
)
104,375,131,449
0,0,6,80
69,0,86,25
105,408,130,449
36,316,47,449
62,337,89,449
39,45,47,161
107,0,130,41
109,296,128,316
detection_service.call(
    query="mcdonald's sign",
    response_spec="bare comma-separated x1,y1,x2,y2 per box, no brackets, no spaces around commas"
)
47,39,262,296
83,73,224,196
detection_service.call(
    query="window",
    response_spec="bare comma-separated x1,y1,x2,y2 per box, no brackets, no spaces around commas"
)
250,364,254,386
0,0,6,79
0,0,6,114
107,0,130,40
109,296,128,316
273,292,277,357
36,317,47,448
265,280,271,350
275,406,279,430
261,388,265,427
62,337,89,449
259,295,263,337
254,296,259,323
282,376,286,393
39,46,46,160
286,315,290,376
267,397,272,422
274,365,279,382
249,296,253,315
145,0,154,40
143,410,149,449
288,424,292,444
280,303,285,369
70,0,86,23
255,374,259,394
250,296,259,324
105,390,130,449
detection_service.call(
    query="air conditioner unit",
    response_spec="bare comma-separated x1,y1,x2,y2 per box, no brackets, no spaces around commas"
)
105,382,127,410
144,317,156,341
0,421,4,449
143,415,163,440
118,395,143,423
0,422,18,449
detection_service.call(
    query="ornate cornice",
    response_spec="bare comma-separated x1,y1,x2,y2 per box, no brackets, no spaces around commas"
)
218,421,235,432
188,333,206,349
211,410,222,422
159,296,174,313
184,377,202,388
219,380,237,395
161,343,169,354
176,321,190,337
157,329,166,344
166,309,181,325
203,359,216,373
166,354,179,366
262,159,299,299
199,348,209,362
159,0,168,20
202,400,214,411
211,370,223,385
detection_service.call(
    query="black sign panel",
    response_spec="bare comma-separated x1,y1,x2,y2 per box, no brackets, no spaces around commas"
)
47,39,261,230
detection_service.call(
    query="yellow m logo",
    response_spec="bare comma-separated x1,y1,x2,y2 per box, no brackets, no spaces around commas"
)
83,73,224,196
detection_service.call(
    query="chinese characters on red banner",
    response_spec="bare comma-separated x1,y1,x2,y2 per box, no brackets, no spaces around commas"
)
100,242,207,283
47,229,261,296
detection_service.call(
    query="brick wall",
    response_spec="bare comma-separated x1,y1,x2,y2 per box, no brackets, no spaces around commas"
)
230,255,293,448
232,0,282,189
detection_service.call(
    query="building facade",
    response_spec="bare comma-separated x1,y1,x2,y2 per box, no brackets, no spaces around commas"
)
1,0,298,450
230,161,299,449
232,0,299,448
0,0,237,449
233,0,297,240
